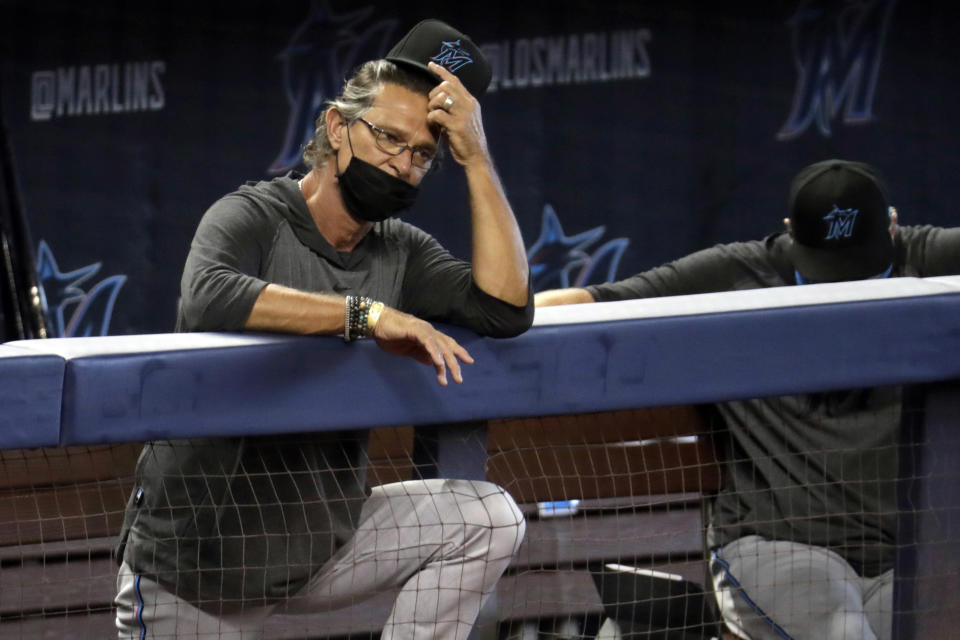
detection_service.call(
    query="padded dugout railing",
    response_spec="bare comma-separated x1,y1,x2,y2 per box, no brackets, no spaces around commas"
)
1,276,960,638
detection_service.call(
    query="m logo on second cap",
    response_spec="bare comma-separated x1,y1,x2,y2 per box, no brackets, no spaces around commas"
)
824,205,859,240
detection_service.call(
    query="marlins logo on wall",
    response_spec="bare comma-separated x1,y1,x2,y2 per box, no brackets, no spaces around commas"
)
268,1,398,173
34,241,126,338
778,0,897,140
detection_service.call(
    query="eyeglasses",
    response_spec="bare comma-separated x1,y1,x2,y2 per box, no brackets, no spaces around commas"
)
357,118,436,169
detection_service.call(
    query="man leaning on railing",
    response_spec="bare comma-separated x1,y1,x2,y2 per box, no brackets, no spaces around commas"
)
114,19,532,640
536,159,960,640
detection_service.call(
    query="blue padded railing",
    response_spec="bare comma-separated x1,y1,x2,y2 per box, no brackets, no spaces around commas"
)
2,276,959,450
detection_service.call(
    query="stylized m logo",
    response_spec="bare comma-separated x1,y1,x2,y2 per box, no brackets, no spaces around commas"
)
778,0,897,140
430,39,474,72
268,2,398,174
824,206,859,240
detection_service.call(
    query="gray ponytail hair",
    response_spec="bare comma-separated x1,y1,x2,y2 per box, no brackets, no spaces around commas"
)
302,60,437,168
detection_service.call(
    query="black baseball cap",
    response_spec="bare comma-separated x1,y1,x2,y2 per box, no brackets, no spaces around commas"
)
787,159,895,283
386,19,492,97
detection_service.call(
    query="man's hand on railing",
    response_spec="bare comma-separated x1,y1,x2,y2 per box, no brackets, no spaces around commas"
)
372,306,474,386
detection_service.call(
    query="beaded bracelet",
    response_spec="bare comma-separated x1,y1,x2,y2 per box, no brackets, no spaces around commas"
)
353,297,370,339
343,295,380,342
343,295,354,342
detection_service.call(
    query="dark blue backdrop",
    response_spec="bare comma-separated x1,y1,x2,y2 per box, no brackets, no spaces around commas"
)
2,0,957,336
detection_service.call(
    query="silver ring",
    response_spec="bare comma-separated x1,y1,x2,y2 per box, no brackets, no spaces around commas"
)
442,95,455,111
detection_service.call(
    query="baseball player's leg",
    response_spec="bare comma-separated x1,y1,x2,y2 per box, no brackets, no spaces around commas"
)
861,569,893,640
284,478,525,640
712,535,877,640
115,561,270,640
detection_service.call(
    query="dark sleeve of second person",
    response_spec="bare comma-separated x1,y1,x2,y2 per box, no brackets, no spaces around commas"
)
178,194,273,332
900,225,960,276
584,241,775,302
399,227,533,339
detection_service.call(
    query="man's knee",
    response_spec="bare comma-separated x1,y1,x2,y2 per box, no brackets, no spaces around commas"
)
479,481,526,555
435,480,526,555
454,480,523,523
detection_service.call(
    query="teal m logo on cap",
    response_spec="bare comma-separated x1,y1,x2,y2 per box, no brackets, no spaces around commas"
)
824,205,859,240
430,39,474,72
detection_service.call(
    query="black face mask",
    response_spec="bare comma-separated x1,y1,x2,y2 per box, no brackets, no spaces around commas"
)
335,126,419,223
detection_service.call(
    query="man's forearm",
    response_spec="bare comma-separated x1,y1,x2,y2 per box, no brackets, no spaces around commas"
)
246,283,474,386
533,288,596,307
244,284,346,334
465,158,530,307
